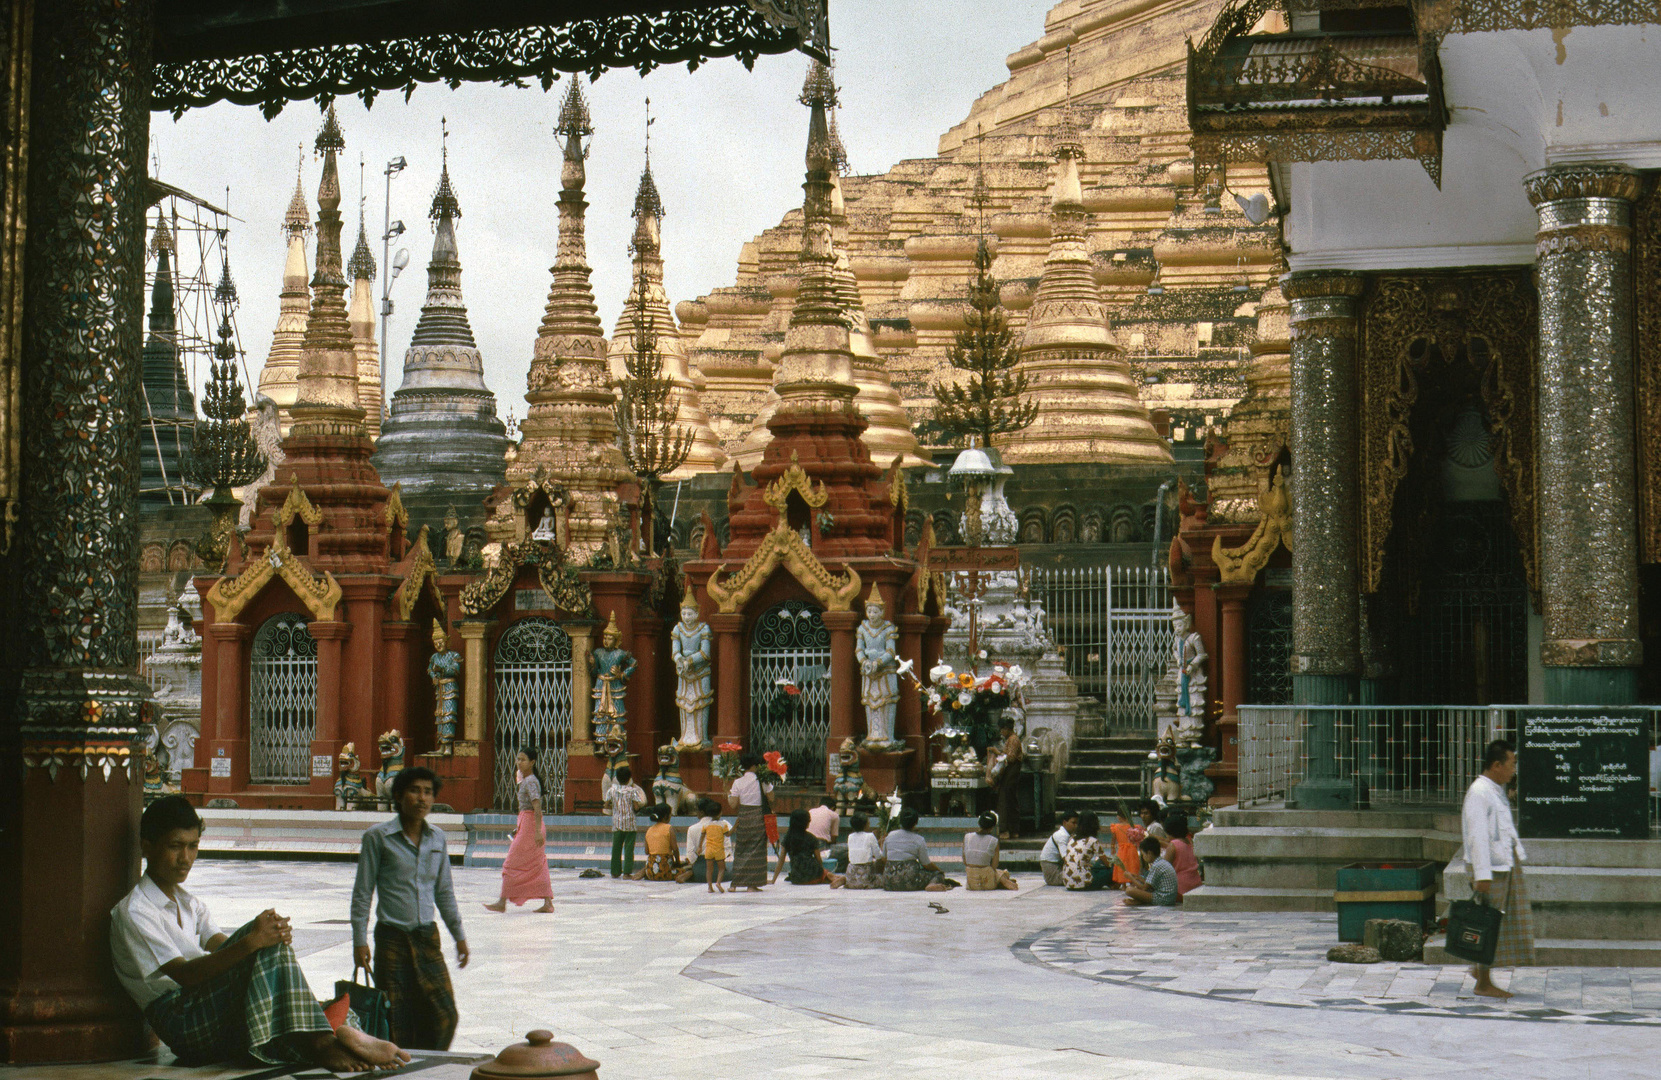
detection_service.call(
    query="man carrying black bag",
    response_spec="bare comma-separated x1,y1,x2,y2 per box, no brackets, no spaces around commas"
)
1460,739,1534,998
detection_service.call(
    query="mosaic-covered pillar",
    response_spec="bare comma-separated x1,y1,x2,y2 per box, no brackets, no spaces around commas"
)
1284,270,1363,809
1525,164,1644,705
0,0,154,1062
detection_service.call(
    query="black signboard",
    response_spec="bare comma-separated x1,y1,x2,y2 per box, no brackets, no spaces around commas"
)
1518,713,1649,839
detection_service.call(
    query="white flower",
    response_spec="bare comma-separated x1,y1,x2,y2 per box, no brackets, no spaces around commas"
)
977,649,988,659
928,661,954,683
957,690,974,707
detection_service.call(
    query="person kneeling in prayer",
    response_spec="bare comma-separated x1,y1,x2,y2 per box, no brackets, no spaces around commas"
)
111,796,409,1071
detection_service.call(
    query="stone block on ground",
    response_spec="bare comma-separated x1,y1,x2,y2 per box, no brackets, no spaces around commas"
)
1364,917,1424,961
1326,943,1381,964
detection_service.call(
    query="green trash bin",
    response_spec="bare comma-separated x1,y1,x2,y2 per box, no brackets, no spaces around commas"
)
1333,861,1437,942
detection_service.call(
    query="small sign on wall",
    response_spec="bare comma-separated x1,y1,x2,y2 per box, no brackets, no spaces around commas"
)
313,755,333,778
515,588,555,611
210,756,231,778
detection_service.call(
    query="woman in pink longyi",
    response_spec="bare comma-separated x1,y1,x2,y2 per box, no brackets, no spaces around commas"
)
484,749,554,914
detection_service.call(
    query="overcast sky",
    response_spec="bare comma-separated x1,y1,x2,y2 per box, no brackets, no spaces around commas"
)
153,1,1052,418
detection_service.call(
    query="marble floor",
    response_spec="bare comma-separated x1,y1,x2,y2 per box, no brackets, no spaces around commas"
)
8,861,1658,1080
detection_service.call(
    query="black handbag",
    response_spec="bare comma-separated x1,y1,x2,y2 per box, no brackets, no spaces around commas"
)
1444,894,1504,965
333,966,392,1039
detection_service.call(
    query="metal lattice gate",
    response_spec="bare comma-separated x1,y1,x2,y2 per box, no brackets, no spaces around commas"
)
492,617,573,810
1026,565,1172,734
749,602,832,783
1247,589,1293,705
249,614,318,784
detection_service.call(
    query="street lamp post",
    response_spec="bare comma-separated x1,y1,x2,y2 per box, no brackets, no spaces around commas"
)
379,154,408,412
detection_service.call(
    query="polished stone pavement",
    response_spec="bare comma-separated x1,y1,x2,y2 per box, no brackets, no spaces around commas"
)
9,860,1658,1080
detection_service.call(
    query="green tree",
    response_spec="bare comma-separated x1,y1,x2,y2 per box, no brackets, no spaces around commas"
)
930,237,1037,447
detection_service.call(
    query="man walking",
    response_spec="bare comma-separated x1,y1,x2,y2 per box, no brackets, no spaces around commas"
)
352,766,470,1048
1461,739,1534,998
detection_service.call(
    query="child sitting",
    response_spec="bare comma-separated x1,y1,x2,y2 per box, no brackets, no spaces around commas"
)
1122,836,1179,906
838,815,881,889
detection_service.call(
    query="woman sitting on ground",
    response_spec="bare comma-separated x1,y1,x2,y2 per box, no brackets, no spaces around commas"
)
773,808,841,886
642,804,692,883
963,812,1019,891
1061,810,1114,891
880,808,956,892
838,814,882,889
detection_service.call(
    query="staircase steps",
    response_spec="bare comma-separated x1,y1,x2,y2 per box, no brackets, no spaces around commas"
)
1055,733,1153,814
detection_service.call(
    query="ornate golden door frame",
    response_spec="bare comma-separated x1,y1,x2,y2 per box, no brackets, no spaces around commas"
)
1358,270,1539,601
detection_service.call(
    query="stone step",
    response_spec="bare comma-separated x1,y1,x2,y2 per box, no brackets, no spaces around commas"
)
1424,938,1661,968
1211,805,1462,832
1181,885,1333,912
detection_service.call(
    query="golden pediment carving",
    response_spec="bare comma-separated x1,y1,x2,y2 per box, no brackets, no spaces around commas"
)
274,476,322,528
705,522,861,614
762,451,829,514
385,483,409,530
205,543,342,622
1213,472,1292,586
391,526,442,622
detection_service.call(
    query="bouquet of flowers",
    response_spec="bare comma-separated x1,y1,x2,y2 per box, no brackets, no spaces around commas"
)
766,675,802,725
922,661,1031,752
711,742,745,780
762,751,789,784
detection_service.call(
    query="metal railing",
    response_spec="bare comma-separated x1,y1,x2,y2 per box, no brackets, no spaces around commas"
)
1026,564,1171,735
1237,704,1661,834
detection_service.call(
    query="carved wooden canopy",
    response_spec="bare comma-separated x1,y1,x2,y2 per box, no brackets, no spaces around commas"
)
152,1,828,117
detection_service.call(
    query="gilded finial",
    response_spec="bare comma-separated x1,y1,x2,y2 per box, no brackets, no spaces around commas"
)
349,155,376,282
149,211,174,257
1054,46,1083,159
430,119,462,225
315,103,345,157
557,75,593,159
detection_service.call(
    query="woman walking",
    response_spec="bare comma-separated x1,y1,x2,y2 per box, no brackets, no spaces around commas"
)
484,749,553,913
726,754,773,892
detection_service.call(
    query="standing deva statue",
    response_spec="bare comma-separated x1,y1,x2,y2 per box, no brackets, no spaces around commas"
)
671,584,712,749
590,611,637,745
1170,602,1207,746
856,586,901,749
428,620,462,754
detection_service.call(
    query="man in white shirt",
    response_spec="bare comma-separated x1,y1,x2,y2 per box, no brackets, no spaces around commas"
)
1039,810,1079,886
111,796,409,1069
1461,739,1534,997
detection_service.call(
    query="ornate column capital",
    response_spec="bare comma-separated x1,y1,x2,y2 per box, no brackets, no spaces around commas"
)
1280,270,1366,303
1524,163,1641,207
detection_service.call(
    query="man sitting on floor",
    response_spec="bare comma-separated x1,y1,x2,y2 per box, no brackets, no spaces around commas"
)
1039,810,1079,887
111,796,409,1071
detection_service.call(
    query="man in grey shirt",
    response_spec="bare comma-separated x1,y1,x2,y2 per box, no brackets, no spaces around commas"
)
351,767,468,1049
1122,836,1179,907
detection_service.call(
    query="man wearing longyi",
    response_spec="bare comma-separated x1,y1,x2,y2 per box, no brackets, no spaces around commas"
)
110,795,410,1070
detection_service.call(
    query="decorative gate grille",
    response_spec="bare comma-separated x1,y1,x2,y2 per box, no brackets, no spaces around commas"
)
1026,565,1172,734
1247,589,1293,705
749,602,832,783
249,614,318,784
492,617,573,811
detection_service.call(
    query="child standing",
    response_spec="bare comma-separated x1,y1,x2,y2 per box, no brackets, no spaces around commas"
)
603,765,647,878
702,812,731,893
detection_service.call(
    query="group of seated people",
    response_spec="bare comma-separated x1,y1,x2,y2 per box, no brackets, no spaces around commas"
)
633,797,1031,893
1038,799,1203,905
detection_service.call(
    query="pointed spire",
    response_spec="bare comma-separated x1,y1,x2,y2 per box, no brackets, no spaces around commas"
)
349,156,376,283
1000,91,1170,467
284,147,311,238
147,214,176,341
610,117,725,477
373,122,504,496
495,72,632,558
289,101,365,429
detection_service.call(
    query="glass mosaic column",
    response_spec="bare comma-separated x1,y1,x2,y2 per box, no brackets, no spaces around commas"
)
1284,270,1364,809
1524,165,1643,706
2,0,154,1062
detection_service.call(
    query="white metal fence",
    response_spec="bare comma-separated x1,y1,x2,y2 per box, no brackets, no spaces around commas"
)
1025,565,1172,735
1238,704,1661,833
